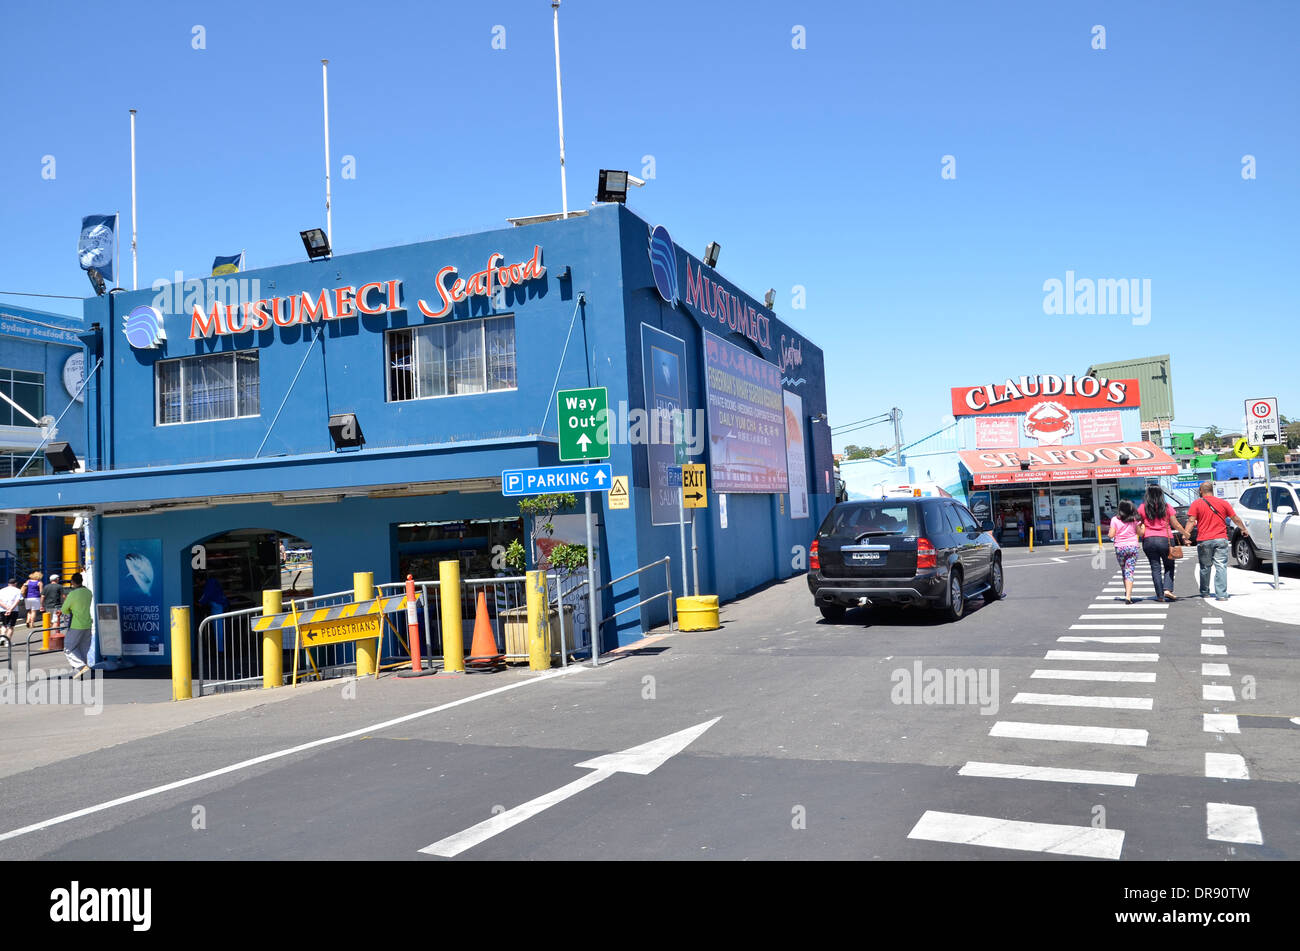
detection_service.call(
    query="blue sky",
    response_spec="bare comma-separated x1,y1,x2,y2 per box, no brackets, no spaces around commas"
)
1,0,1295,446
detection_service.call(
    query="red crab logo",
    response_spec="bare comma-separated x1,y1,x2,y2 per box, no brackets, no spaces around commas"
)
1022,401,1074,445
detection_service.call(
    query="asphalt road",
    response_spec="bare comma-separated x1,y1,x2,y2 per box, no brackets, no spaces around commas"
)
1,546,1297,861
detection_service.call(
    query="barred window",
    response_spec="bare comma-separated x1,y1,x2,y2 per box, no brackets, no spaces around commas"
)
387,316,516,401
156,350,260,425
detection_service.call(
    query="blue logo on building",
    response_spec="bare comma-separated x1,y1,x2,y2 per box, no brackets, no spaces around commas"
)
122,305,166,349
649,225,678,306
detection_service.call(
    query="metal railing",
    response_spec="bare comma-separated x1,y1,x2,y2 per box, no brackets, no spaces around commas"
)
1,616,73,673
598,556,675,632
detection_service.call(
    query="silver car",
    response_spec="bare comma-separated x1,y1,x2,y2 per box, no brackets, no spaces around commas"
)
1230,481,1300,569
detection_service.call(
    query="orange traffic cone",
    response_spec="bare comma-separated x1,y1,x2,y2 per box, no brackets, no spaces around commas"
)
465,590,504,672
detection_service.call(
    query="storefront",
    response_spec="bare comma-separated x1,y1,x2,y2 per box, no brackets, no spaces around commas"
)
841,372,1181,545
1,203,832,665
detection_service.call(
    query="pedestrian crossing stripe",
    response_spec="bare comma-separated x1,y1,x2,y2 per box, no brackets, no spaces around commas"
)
252,595,407,631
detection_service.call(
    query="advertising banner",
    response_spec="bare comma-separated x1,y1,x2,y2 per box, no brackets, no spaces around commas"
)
959,441,1180,485
703,330,789,493
1054,493,1084,537
952,376,1140,416
641,324,689,526
118,538,165,657
1078,410,1124,444
975,417,1019,449
783,391,809,518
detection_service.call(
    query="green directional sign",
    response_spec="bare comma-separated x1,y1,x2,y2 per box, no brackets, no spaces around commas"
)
558,386,610,461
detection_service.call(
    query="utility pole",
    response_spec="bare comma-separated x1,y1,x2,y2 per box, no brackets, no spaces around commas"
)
892,408,903,465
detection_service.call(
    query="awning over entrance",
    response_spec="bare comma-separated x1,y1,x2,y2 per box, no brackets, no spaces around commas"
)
958,441,1180,486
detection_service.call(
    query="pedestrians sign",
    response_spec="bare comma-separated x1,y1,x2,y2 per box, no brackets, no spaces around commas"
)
682,463,707,508
1245,397,1280,446
502,464,613,496
1233,438,1260,460
608,475,630,510
558,387,610,461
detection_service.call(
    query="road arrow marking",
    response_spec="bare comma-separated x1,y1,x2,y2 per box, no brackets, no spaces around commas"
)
419,717,720,858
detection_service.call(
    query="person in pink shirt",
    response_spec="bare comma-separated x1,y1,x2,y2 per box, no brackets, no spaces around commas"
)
1108,500,1144,603
1137,485,1186,602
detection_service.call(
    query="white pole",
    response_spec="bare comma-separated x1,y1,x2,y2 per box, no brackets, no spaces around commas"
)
552,2,568,218
129,109,138,290
321,59,333,245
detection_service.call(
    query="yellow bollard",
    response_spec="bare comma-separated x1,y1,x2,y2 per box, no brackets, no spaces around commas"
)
62,533,78,580
1065,528,1069,551
353,571,378,677
1097,526,1103,550
171,606,193,701
42,611,51,650
1029,527,1034,552
439,560,464,673
262,589,283,689
525,570,551,671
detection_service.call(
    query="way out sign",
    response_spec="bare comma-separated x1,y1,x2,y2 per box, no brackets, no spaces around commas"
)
682,463,707,508
559,386,610,461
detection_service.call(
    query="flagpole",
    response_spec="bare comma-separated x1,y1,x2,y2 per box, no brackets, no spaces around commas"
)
552,1,568,219
114,212,120,290
129,109,138,290
321,59,333,245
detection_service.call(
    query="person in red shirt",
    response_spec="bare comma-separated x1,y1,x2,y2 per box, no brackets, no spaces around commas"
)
1137,486,1186,602
1185,482,1250,600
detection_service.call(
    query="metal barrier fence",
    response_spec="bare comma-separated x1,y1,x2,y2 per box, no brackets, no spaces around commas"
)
599,556,675,632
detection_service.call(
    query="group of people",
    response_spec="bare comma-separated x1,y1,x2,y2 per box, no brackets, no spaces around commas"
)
1108,482,1249,603
0,570,95,678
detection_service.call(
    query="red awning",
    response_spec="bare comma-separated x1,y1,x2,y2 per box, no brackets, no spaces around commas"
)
959,441,1180,486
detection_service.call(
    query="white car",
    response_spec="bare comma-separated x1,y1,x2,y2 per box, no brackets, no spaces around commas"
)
1230,481,1300,569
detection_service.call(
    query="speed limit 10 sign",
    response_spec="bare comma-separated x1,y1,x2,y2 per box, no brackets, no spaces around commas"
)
1245,397,1280,446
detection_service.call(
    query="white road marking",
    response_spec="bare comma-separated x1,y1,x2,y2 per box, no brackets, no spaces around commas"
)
1202,618,1223,624
1058,636,1161,644
1069,624,1165,630
1201,644,1228,655
1051,557,1068,563
1202,663,1230,676
959,761,1137,787
1201,630,1224,638
908,810,1124,859
1045,650,1159,662
1203,685,1236,702
1012,692,1153,710
0,663,595,844
1206,803,1263,844
1087,602,1166,608
1031,670,1156,683
1205,753,1249,780
1204,714,1240,734
1078,613,1167,620
989,721,1148,746
419,718,721,858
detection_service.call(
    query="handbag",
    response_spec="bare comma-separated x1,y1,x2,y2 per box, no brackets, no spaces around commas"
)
1170,543,1184,559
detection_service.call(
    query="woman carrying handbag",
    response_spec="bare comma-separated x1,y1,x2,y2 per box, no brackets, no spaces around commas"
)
1138,485,1186,602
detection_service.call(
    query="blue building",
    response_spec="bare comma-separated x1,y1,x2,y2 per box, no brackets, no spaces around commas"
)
1,204,832,665
0,303,85,579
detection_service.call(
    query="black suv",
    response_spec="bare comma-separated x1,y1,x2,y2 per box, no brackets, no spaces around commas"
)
807,496,1003,622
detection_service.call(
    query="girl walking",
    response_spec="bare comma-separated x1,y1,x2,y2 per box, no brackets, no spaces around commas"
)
1138,486,1186,602
1109,500,1144,603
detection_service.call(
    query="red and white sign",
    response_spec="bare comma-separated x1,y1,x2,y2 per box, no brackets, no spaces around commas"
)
1244,397,1280,445
959,441,1180,485
1022,401,1074,445
187,245,547,340
951,375,1139,416
1078,410,1124,443
974,417,1019,449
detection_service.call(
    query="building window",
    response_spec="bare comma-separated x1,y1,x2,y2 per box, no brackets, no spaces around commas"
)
0,368,44,427
156,350,260,425
387,316,516,402
0,453,46,478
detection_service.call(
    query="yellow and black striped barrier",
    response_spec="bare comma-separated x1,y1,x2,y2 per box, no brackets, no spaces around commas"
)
252,594,408,632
